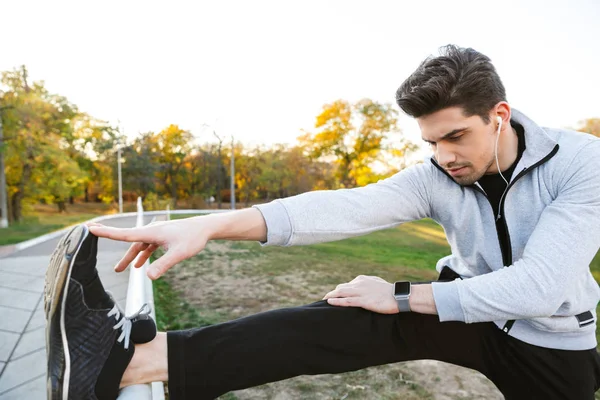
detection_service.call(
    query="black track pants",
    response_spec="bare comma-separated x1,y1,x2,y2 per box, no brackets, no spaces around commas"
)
167,300,600,400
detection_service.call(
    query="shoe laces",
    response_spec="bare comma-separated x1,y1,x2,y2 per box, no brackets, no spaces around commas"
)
107,301,151,350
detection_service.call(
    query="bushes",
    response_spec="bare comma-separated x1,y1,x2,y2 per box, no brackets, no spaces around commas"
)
142,192,173,211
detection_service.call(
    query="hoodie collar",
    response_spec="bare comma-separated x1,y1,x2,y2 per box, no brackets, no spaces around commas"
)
509,108,558,173
430,108,559,183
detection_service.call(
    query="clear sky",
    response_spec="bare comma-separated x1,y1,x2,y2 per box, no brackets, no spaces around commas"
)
1,0,598,150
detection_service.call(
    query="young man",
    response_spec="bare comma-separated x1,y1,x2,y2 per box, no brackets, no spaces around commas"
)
45,45,600,399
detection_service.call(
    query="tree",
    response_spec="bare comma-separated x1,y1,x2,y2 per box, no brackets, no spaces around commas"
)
233,145,261,207
299,99,413,188
68,114,121,203
182,146,207,199
154,124,193,207
122,132,159,198
1,66,82,221
36,146,86,212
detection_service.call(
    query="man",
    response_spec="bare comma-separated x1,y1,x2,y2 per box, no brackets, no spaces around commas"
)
45,45,600,399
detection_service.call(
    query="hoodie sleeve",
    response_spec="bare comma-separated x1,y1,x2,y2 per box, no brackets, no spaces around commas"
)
253,162,434,246
432,140,600,323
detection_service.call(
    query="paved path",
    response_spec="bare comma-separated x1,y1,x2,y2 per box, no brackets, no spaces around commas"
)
0,215,152,399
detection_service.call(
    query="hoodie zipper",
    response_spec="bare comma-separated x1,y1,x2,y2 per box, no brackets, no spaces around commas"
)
493,144,559,268
430,143,560,333
468,184,512,267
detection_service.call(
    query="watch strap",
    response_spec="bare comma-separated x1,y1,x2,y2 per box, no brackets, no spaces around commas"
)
396,297,411,312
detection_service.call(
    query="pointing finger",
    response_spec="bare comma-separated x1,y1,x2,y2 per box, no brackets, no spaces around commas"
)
89,225,155,243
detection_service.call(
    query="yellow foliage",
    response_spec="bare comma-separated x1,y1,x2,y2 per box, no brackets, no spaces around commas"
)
300,98,411,188
577,118,600,137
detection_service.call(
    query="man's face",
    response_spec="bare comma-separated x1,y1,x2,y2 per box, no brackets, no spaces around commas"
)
417,107,497,186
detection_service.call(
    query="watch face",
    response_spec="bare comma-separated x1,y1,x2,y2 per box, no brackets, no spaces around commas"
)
394,281,411,296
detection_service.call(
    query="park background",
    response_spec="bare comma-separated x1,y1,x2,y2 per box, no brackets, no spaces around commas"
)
1,0,599,399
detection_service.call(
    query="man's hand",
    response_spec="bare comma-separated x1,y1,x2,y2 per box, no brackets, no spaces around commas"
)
87,208,267,280
88,217,211,280
322,275,399,314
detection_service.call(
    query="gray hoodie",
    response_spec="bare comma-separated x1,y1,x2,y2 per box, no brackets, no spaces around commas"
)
254,109,600,351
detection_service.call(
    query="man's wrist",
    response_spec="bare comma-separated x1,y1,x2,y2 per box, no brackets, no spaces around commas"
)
408,283,438,315
393,281,432,313
205,208,267,242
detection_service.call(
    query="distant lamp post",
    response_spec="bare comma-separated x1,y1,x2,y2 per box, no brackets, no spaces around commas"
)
230,135,235,210
0,113,8,228
117,122,124,214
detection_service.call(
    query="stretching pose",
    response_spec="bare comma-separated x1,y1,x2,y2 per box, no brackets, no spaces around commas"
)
44,45,600,400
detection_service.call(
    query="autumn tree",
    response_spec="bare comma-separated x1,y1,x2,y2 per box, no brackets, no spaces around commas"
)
153,125,193,207
1,66,83,220
233,145,261,206
299,99,413,188
122,132,159,198
35,146,87,211
577,118,600,137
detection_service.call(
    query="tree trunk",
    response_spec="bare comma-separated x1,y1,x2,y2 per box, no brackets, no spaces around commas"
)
11,161,33,223
58,201,66,213
244,189,250,208
339,156,355,188
10,192,22,223
171,175,178,208
163,178,172,201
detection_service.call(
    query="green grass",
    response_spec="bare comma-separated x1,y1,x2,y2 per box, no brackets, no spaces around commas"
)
153,277,226,331
232,218,449,282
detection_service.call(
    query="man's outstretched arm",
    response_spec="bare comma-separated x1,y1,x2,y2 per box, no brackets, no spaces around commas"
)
90,163,434,280
89,207,268,279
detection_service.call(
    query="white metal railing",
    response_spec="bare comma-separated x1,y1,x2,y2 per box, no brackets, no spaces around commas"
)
117,197,165,400
134,208,231,216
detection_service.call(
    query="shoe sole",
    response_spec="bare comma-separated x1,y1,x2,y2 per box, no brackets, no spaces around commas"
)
44,224,90,400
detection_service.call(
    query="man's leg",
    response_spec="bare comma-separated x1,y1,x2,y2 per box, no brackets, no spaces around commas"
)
46,225,600,400
163,300,495,399
123,300,600,400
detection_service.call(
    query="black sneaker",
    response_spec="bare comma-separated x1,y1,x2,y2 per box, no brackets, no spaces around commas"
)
44,224,157,400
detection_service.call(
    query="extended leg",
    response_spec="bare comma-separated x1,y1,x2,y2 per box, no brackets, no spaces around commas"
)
165,300,493,399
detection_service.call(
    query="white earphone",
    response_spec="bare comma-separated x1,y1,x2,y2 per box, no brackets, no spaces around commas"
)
494,115,508,186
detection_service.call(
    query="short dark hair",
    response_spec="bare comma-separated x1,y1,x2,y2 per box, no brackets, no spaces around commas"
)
395,45,506,123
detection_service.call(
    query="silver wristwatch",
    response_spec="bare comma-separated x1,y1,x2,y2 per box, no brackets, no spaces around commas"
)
393,281,411,312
